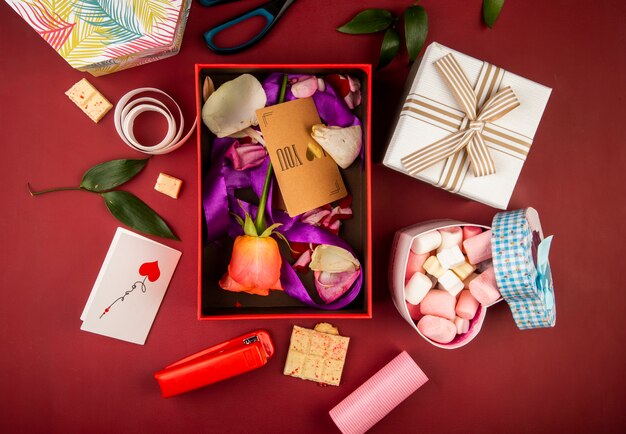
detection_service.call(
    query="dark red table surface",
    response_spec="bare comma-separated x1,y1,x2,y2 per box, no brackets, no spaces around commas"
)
1,1,625,433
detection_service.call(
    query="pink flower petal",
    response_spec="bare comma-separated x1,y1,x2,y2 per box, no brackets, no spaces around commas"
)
343,76,362,109
301,208,331,225
293,249,312,273
327,221,341,235
224,140,267,171
339,195,353,208
291,75,319,98
301,195,354,235
343,95,355,110
325,75,361,109
325,74,351,97
346,75,361,93
323,205,353,227
314,269,360,304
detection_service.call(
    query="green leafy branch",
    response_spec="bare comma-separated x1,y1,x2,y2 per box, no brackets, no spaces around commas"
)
28,158,179,240
337,1,505,70
337,5,427,70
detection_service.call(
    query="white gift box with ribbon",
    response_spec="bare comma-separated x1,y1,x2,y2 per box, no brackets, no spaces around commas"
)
383,42,551,209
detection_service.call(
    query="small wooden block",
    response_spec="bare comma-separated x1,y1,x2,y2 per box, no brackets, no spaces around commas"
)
154,173,183,199
283,324,349,386
65,78,113,123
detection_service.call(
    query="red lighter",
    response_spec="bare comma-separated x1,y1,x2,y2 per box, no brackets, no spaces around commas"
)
154,329,274,398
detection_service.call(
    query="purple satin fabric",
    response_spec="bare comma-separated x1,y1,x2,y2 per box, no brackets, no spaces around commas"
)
202,74,363,309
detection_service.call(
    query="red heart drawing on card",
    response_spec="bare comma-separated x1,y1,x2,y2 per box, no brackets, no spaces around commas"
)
139,261,160,282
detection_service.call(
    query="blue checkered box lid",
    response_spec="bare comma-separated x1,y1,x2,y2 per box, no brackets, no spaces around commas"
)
491,208,556,330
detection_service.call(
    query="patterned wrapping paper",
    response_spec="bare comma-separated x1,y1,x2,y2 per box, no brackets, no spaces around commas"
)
6,0,191,76
492,208,556,329
383,42,552,209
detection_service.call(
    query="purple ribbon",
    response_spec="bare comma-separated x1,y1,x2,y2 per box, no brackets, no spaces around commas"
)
202,74,363,309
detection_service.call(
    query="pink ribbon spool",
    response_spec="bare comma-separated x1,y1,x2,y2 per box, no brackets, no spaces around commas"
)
329,351,428,434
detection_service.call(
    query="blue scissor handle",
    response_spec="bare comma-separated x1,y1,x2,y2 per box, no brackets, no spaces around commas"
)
204,7,275,54
201,0,296,54
198,0,236,6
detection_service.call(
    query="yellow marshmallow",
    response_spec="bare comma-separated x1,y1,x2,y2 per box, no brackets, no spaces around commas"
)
452,261,477,281
423,255,446,278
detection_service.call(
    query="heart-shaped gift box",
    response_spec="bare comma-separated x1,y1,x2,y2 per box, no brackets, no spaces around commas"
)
389,208,555,349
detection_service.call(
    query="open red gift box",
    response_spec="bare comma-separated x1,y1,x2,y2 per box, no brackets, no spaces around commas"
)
195,64,372,320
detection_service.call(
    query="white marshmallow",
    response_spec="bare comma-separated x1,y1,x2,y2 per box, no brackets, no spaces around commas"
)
438,270,464,296
436,245,466,269
436,227,463,252
455,316,470,334
404,272,433,305
411,231,442,254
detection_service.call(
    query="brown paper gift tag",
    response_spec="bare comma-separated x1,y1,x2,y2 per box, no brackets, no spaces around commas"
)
257,98,347,217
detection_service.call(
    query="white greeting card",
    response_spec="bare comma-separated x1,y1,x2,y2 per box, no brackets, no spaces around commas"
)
81,228,182,345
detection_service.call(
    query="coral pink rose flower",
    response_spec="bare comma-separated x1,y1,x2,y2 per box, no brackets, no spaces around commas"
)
219,234,283,296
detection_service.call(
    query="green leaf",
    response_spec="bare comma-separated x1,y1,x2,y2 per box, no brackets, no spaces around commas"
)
404,5,428,63
272,230,295,253
260,223,282,238
483,0,505,28
377,27,401,70
80,158,149,192
243,213,258,237
101,191,178,240
230,212,244,227
337,9,395,34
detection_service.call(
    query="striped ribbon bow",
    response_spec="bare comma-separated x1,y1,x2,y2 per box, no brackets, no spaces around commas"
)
401,54,520,179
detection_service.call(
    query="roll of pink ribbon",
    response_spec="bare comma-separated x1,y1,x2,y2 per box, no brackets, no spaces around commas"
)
329,351,428,434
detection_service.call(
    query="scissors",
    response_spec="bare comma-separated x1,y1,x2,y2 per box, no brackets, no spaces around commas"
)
199,0,298,54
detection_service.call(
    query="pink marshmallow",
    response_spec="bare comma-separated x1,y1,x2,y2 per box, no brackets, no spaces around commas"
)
454,317,470,334
406,301,422,321
463,226,483,240
419,290,456,320
405,252,429,282
463,229,493,265
469,266,501,305
417,315,457,344
463,273,479,289
455,290,480,320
